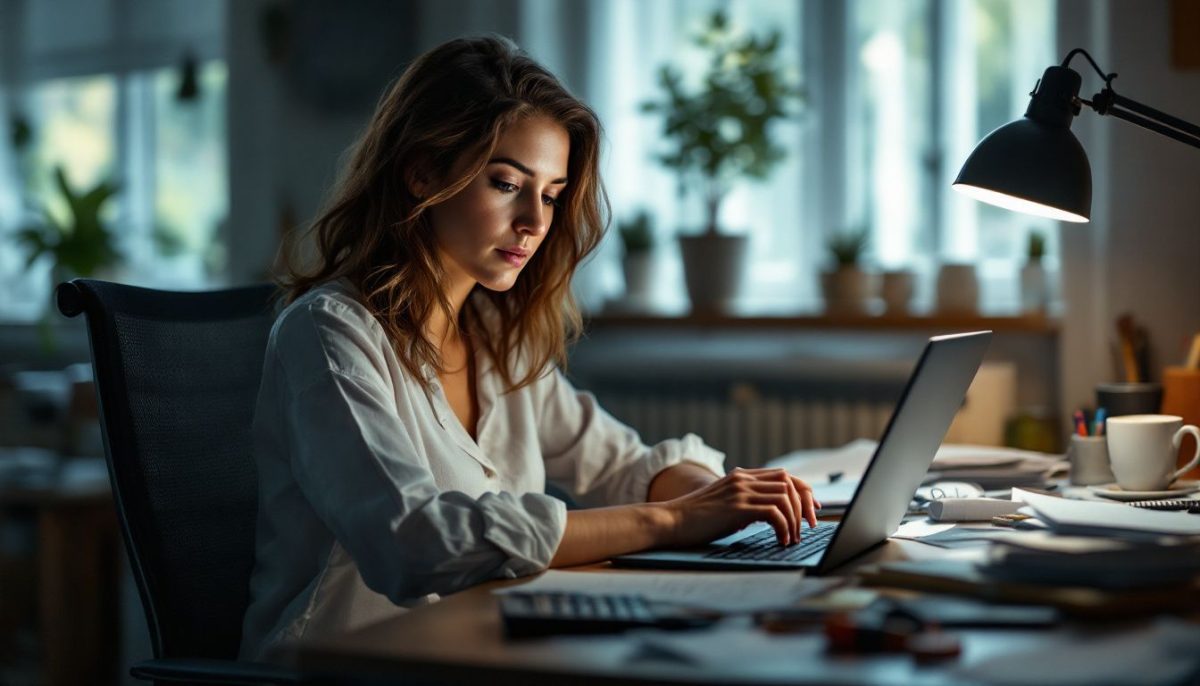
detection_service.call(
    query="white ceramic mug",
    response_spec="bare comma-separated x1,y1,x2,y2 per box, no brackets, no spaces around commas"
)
1105,414,1200,491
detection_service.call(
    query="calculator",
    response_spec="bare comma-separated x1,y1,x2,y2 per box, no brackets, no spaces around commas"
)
498,592,716,638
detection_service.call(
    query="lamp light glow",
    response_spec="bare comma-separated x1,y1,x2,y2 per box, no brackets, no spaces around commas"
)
951,183,1090,223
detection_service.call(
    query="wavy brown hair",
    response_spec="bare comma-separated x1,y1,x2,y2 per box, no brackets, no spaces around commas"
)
280,35,607,392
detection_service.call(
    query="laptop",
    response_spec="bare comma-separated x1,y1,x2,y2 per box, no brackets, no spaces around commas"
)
612,330,992,575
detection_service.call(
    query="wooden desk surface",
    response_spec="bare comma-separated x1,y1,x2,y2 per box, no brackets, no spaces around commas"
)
291,541,1155,686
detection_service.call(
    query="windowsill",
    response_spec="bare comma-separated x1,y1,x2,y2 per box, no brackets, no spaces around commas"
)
584,309,1060,334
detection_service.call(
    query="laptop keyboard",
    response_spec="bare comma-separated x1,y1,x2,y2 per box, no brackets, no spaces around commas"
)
704,522,838,562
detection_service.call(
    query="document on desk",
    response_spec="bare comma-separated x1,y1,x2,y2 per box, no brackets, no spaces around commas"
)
495,570,838,613
1014,487,1200,537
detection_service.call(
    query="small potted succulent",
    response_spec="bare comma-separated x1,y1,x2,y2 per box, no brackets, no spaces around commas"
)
820,227,875,315
617,210,655,306
1020,229,1050,314
642,11,804,313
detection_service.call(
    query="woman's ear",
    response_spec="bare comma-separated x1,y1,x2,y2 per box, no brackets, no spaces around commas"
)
406,168,432,201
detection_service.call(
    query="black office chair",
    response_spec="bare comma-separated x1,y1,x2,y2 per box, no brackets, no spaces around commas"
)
56,279,299,685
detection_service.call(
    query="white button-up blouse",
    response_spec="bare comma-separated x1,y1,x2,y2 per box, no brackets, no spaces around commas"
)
239,280,725,659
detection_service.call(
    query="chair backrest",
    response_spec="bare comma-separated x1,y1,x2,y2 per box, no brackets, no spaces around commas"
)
57,279,278,661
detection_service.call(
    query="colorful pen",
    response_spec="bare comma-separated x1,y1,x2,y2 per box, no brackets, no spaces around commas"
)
1094,407,1107,436
1074,410,1089,437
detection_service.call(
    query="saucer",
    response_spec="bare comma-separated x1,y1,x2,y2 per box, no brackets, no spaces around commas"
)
1088,480,1200,501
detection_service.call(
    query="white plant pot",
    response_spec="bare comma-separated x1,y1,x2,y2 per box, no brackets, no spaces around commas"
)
621,252,655,303
935,264,979,315
1020,261,1049,314
678,234,748,314
820,266,876,315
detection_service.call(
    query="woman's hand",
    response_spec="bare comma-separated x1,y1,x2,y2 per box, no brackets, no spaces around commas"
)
549,468,819,568
655,468,821,549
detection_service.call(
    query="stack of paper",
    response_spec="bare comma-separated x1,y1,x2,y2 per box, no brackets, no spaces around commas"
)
924,445,1067,489
1013,488,1200,538
985,531,1200,589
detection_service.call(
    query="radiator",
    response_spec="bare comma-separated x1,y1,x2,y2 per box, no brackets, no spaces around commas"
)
598,385,895,469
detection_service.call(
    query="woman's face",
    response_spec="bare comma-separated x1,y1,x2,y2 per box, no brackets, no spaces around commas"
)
427,115,570,295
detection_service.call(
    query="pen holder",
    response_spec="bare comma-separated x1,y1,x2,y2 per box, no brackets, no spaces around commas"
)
1095,382,1162,418
1067,435,1114,486
1162,367,1200,479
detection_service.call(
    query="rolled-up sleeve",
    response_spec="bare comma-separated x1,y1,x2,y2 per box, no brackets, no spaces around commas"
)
277,307,566,603
537,369,725,508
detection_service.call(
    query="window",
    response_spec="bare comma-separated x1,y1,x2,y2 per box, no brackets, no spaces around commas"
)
0,0,225,322
588,0,806,312
1,76,118,320
143,61,230,284
590,0,1057,313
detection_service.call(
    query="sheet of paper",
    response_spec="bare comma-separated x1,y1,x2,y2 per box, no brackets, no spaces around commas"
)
892,519,956,539
767,438,878,483
930,444,1060,469
811,478,860,507
769,440,1065,486
495,569,837,613
1013,487,1200,536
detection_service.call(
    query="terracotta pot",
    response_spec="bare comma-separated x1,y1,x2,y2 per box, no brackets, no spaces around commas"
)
935,264,979,315
820,266,877,315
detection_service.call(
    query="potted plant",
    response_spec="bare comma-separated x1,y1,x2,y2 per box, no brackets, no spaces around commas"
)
617,210,655,307
1020,229,1050,314
642,11,804,313
820,227,876,315
16,165,123,292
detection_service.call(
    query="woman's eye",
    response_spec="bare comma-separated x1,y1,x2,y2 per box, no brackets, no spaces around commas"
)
542,195,560,207
491,179,518,193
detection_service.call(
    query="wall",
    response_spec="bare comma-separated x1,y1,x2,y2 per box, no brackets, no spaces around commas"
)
1057,0,1200,426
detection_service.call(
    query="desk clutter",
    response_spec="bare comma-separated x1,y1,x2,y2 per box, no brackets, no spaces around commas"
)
493,441,1200,684
769,439,1069,514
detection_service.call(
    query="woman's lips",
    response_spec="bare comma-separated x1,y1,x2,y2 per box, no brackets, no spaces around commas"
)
496,248,528,267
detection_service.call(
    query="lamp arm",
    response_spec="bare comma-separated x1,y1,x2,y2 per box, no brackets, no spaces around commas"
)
1061,47,1200,149
1088,89,1200,149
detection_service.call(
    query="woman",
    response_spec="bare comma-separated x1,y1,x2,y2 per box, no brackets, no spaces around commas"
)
240,35,818,660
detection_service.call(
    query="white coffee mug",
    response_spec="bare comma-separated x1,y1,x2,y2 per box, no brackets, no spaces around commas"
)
1105,414,1200,491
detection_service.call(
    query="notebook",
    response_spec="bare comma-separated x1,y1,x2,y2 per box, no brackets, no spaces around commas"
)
612,330,992,575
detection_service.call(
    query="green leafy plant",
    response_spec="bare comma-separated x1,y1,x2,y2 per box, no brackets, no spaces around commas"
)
617,211,655,255
642,11,804,236
827,227,870,268
1026,230,1046,262
16,166,122,278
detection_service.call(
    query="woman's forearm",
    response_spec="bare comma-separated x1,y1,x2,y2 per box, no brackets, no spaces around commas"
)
549,503,676,568
646,461,721,502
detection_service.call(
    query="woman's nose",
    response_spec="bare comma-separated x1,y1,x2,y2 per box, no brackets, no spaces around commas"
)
515,192,550,236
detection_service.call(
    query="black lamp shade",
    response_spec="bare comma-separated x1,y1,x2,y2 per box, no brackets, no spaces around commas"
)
953,117,1092,223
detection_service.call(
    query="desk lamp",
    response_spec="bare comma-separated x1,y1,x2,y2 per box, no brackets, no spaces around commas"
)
953,48,1200,221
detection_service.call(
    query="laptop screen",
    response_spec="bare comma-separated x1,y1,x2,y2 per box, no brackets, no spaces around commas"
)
815,331,992,573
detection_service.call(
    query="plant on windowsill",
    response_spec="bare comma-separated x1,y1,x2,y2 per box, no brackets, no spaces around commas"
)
820,227,876,315
642,11,804,314
616,210,656,309
15,166,123,306
17,165,122,279
1020,229,1050,315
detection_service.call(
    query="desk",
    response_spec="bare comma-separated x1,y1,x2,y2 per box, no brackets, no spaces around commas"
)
0,480,119,686
291,540,1180,685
